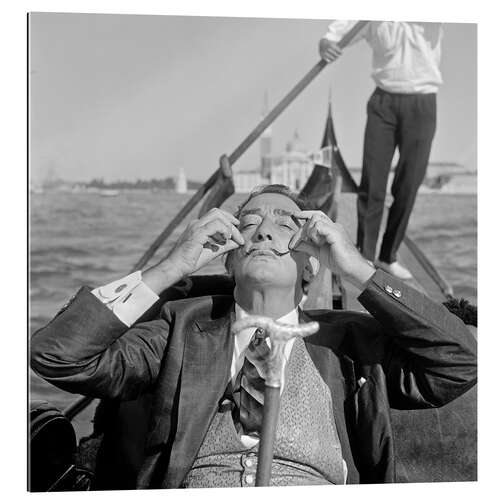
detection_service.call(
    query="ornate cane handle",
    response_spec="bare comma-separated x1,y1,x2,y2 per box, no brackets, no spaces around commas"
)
231,316,319,388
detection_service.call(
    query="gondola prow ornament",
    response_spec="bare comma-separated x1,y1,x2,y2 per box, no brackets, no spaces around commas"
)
231,316,319,486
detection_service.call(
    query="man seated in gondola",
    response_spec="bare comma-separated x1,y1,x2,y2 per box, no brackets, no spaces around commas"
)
30,184,477,488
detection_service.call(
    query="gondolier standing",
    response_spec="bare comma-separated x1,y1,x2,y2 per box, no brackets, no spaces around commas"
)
319,21,443,280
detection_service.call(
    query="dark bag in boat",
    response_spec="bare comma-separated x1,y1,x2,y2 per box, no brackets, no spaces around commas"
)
29,400,92,491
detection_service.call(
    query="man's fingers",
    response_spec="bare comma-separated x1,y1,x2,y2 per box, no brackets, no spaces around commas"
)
309,218,330,237
208,210,244,245
202,241,219,252
289,223,307,249
292,240,319,258
293,212,335,234
331,47,342,56
199,218,244,253
288,220,315,250
322,49,341,62
292,210,316,222
200,217,240,241
208,232,228,245
289,231,299,249
203,238,239,255
303,223,323,246
202,208,240,227
220,210,241,227
289,215,331,250
320,40,342,62
200,219,231,242
220,239,240,254
293,210,331,220
231,225,245,245
325,50,340,59
208,229,242,247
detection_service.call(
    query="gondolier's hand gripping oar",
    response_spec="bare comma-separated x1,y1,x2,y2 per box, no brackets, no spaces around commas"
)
231,316,319,487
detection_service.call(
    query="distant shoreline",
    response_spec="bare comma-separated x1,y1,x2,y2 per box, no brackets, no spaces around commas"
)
30,187,476,197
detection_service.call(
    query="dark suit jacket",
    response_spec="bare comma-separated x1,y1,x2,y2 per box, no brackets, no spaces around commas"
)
30,270,477,487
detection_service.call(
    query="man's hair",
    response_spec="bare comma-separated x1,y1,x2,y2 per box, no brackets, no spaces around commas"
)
234,184,312,219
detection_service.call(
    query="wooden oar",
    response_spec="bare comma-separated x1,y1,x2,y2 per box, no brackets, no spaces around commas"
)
132,20,369,270
403,236,454,299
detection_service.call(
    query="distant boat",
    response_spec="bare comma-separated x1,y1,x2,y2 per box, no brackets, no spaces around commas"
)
30,187,44,195
98,189,120,197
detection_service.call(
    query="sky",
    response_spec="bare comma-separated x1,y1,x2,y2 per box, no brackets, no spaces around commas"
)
29,13,477,183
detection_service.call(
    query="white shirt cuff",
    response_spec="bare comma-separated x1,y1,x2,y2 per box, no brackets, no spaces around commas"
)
91,271,159,327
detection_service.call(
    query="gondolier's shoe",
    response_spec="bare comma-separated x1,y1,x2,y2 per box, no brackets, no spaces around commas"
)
376,260,413,280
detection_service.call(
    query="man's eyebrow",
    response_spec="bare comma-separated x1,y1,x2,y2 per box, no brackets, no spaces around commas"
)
239,208,263,217
238,208,300,225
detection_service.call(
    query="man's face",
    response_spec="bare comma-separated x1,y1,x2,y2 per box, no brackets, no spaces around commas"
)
229,192,308,290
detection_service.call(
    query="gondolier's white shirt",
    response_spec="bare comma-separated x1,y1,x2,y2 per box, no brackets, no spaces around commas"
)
323,20,443,93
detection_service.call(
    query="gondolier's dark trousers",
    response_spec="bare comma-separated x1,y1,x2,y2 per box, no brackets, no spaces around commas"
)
356,87,437,263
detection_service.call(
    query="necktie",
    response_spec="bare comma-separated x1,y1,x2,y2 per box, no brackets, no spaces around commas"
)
232,328,270,436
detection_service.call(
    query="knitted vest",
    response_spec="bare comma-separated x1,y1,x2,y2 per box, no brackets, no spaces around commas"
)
182,337,345,488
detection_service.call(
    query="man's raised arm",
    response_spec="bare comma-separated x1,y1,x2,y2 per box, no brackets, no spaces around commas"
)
30,208,243,400
290,209,477,407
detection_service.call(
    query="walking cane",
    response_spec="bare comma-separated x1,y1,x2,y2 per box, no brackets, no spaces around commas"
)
231,316,320,486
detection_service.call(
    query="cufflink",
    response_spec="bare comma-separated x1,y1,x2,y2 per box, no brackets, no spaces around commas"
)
114,283,127,294
357,376,367,388
96,271,142,302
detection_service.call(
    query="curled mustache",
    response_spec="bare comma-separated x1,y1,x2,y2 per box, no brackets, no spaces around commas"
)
244,247,290,257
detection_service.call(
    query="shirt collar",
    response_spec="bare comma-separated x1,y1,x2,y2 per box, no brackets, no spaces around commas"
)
233,302,299,355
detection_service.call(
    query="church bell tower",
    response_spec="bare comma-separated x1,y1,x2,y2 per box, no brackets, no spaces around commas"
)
260,91,272,179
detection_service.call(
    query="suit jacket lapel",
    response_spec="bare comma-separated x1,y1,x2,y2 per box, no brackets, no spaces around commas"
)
300,309,360,484
164,301,234,488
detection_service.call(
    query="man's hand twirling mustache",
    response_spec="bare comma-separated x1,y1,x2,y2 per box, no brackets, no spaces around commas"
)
169,208,244,277
288,210,375,288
